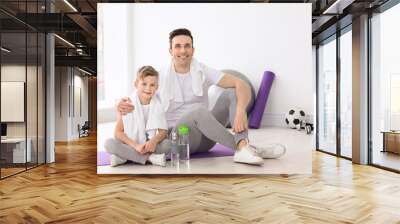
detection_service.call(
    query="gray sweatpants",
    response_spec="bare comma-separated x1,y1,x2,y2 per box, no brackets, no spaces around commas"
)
176,88,255,154
104,138,172,164
104,87,255,163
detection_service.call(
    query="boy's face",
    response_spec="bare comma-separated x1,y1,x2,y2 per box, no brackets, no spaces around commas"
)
169,35,194,67
135,76,158,101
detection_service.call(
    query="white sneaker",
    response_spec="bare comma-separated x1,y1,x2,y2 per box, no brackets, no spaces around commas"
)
253,143,286,159
110,155,127,167
148,153,166,167
233,145,263,165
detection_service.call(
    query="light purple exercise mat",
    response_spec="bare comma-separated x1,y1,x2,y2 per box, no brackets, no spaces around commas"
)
248,71,275,129
98,151,111,166
97,144,234,166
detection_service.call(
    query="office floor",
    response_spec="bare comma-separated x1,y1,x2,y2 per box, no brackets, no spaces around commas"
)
1,162,45,179
97,122,313,174
0,167,25,177
0,134,399,223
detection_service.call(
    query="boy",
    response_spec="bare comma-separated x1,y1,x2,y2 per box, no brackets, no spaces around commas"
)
104,66,171,167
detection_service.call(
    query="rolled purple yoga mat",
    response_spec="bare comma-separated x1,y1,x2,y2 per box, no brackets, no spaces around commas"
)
248,71,275,129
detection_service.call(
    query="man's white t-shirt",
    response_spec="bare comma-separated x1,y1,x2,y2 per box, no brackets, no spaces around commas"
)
165,64,223,128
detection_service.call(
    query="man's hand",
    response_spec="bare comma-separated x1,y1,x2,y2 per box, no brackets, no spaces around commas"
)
217,74,251,133
134,144,147,154
233,108,248,133
144,140,157,153
117,97,134,115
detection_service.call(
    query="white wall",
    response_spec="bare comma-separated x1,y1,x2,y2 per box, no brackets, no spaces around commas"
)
1,64,46,163
55,67,68,141
98,3,313,127
312,45,317,148
72,74,89,138
1,65,38,137
55,67,89,141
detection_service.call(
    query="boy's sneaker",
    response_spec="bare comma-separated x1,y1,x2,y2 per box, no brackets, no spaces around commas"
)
148,153,166,167
110,155,127,167
233,145,263,165
254,143,286,159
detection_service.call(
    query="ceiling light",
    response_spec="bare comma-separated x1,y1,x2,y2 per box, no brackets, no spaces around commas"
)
54,34,75,48
1,47,11,53
78,67,92,76
323,0,355,15
63,0,78,12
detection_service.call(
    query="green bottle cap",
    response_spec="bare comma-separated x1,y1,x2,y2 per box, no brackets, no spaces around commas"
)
178,125,190,136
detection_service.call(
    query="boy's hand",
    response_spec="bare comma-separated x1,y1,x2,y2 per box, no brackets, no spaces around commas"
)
117,97,134,115
144,140,157,153
134,144,147,154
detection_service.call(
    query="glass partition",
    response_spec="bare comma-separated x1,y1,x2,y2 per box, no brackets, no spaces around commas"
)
1,31,28,178
0,1,46,179
27,30,38,169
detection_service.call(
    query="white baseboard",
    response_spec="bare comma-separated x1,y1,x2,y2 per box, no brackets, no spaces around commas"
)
260,113,315,128
96,109,315,129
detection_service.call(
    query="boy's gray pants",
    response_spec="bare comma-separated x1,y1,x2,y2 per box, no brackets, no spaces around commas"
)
104,138,171,165
104,88,255,164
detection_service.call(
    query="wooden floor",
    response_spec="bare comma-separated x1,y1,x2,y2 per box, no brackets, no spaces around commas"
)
1,167,26,178
1,135,400,223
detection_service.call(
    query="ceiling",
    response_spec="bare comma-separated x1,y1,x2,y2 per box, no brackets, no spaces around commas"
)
0,0,392,75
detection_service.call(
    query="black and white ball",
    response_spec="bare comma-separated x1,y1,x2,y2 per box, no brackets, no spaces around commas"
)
285,109,306,130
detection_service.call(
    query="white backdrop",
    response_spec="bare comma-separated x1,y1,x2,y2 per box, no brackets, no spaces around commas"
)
98,3,313,127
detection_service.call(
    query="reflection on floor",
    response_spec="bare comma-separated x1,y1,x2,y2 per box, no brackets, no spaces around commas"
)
98,122,313,174
0,167,25,178
373,150,400,171
0,162,42,178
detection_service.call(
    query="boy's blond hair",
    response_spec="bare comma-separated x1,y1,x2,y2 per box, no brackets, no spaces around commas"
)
137,66,159,80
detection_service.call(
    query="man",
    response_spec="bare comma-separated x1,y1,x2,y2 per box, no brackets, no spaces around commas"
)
118,28,285,165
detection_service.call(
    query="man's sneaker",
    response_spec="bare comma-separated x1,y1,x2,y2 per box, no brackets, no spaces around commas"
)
148,153,166,167
253,143,286,159
110,155,127,167
233,145,263,165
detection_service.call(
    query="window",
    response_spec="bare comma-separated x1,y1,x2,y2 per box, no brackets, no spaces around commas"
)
370,2,400,171
339,29,352,158
390,74,400,130
317,36,337,154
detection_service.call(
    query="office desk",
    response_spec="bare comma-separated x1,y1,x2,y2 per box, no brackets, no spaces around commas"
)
381,131,400,154
1,138,31,163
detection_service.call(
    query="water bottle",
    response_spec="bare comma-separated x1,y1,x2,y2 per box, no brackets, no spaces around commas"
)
170,130,179,167
178,125,190,161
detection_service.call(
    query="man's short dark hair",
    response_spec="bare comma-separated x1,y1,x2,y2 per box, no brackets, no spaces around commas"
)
169,28,193,49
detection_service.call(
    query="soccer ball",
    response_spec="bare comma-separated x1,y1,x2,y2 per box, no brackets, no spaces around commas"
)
285,109,306,130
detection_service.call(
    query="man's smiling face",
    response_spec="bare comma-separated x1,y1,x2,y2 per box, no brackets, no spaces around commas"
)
169,35,194,68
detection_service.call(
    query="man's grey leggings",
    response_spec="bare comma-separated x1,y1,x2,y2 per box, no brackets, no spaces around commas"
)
177,88,255,154
104,88,255,164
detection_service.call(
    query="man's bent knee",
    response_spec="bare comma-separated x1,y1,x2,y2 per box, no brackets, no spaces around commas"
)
104,138,118,154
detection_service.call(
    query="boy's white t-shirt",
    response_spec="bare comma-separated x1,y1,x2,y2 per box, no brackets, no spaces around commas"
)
165,65,223,128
